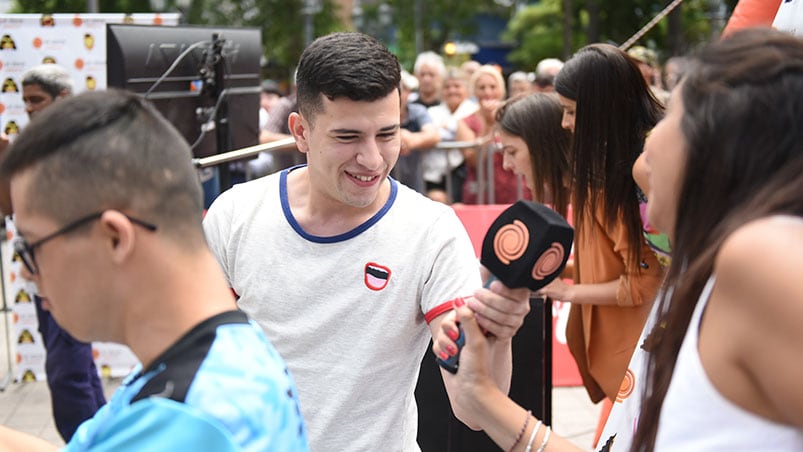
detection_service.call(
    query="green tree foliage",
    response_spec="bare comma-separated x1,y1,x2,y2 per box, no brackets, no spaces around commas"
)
503,0,575,70
12,0,153,13
505,0,734,70
386,0,512,69
12,0,742,78
187,0,344,82
11,0,344,83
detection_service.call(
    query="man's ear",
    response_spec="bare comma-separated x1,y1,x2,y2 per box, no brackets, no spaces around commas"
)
99,210,136,263
56,89,70,100
288,112,310,154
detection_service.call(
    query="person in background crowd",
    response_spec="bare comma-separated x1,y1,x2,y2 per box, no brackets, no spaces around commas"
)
532,58,564,93
461,64,530,204
424,67,478,203
460,60,481,81
248,80,287,179
396,70,440,193
259,79,284,130
627,46,670,105
21,65,71,119
507,71,532,98
260,71,304,173
662,56,690,92
412,51,446,108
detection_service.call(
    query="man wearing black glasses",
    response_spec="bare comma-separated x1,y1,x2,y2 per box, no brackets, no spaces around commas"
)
0,89,308,450
0,63,109,444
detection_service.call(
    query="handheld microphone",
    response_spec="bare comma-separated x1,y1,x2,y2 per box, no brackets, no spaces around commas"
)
437,200,574,374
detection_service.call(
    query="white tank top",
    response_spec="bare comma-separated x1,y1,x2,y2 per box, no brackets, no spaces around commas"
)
655,276,803,449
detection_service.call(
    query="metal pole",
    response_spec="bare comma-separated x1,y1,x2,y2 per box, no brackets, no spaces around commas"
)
303,0,321,46
477,143,485,204
486,140,496,204
619,0,684,51
352,0,363,31
304,12,313,46
562,0,573,60
87,0,98,13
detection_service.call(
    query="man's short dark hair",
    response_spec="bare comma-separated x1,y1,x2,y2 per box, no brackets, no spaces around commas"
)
295,32,401,122
0,89,205,248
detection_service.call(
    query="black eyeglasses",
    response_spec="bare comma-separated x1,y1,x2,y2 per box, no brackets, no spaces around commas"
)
13,211,157,275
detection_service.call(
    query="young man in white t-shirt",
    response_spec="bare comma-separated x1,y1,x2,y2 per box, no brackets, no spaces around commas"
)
203,32,532,451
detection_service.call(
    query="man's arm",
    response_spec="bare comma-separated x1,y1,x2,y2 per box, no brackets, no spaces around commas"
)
399,123,440,156
0,425,58,452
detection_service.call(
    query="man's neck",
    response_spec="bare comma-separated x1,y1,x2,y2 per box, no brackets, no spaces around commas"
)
286,167,391,237
123,252,237,370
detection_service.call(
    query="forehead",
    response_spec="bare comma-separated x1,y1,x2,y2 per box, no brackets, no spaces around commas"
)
497,129,523,144
476,73,500,86
22,83,50,98
557,95,576,108
313,91,400,129
416,64,441,75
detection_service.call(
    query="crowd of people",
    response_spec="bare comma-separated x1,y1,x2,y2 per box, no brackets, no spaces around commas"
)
248,48,572,206
0,7,802,452
249,43,690,209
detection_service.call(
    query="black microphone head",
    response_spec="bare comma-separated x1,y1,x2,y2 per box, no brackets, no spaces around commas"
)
480,200,574,291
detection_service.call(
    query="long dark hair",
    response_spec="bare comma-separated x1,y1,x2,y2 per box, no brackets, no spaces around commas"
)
632,28,803,451
495,93,572,218
555,43,663,267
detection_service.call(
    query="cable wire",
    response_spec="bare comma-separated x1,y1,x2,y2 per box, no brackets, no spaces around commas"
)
144,40,211,98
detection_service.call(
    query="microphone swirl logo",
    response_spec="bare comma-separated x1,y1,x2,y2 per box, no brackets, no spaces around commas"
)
493,220,529,265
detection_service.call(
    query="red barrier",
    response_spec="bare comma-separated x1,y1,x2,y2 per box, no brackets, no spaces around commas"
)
453,204,583,387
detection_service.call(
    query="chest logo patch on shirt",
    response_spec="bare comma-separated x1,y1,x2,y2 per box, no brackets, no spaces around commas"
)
365,262,391,291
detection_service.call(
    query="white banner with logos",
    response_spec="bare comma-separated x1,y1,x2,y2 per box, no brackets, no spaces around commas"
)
0,12,180,382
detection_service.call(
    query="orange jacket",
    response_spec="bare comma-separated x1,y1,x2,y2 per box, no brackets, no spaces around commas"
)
566,203,664,402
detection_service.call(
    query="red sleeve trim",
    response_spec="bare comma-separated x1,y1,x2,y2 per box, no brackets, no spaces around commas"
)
424,298,460,324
